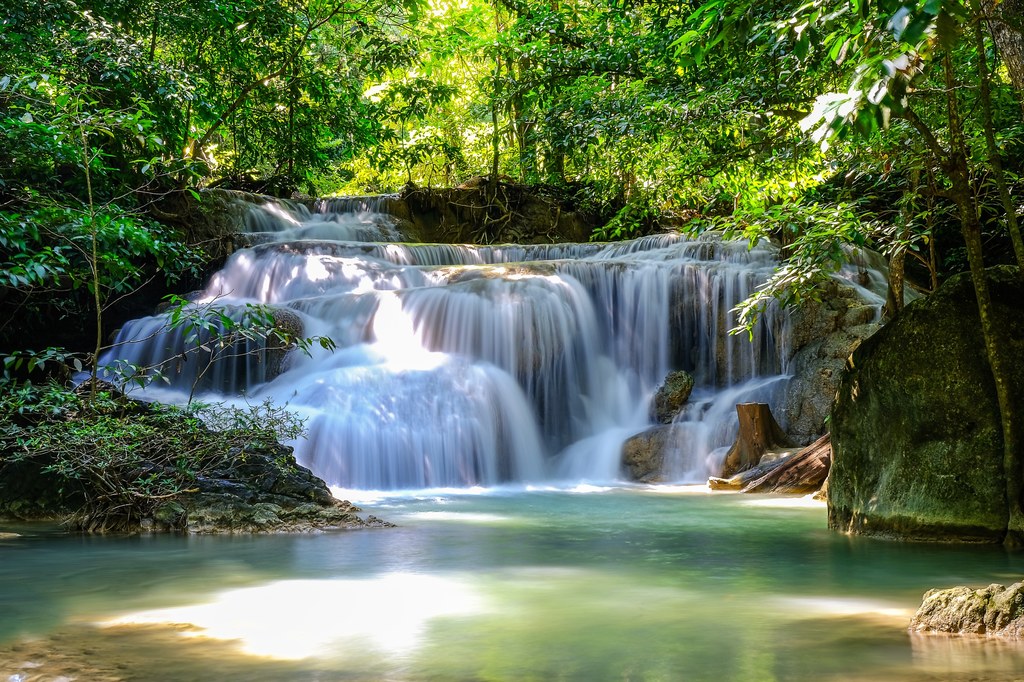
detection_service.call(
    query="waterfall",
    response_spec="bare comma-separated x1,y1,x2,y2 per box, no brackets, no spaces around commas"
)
100,197,801,490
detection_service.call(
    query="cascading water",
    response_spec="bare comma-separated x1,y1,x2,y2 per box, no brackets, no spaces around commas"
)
100,198,803,490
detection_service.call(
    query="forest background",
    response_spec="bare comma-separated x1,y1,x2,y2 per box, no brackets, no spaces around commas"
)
1,0,1022,389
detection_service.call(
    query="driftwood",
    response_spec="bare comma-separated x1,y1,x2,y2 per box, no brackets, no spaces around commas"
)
740,433,831,494
708,453,792,490
719,403,794,478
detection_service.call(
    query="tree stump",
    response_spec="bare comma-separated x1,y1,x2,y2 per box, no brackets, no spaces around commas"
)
719,403,793,478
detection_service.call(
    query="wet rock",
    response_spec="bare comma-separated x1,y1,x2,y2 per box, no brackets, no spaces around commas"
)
264,307,305,380
651,370,695,424
401,181,597,244
621,426,675,482
911,582,1024,637
829,266,1024,543
783,281,881,446
1,421,391,534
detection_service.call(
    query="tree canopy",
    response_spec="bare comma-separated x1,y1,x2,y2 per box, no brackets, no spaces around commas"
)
2,0,1022,347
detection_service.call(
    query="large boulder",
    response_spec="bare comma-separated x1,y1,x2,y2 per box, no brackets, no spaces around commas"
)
0,390,391,534
161,441,394,533
911,582,1024,637
828,266,1024,542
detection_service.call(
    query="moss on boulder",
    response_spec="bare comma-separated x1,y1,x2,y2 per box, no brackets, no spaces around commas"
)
828,266,1024,542
650,370,695,424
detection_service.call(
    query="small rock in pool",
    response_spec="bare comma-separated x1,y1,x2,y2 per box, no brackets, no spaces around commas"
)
910,581,1024,637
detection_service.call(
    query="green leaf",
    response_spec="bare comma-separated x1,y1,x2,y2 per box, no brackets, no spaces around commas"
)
935,10,961,49
900,12,933,46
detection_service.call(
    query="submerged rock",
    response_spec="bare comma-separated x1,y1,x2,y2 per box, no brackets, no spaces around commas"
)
651,370,695,424
829,266,1024,543
911,582,1024,637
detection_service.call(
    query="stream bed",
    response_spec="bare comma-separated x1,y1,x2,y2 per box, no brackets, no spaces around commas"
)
2,488,1024,681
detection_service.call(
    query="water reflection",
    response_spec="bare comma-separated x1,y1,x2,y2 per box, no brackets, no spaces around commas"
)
104,574,487,660
3,490,1024,680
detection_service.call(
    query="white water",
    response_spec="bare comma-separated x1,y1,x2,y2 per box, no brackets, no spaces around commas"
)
100,199,800,490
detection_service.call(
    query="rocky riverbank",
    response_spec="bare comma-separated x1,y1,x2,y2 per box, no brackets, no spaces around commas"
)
0,387,390,535
0,440,390,535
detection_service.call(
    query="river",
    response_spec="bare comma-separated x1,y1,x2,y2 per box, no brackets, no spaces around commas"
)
3,488,1024,681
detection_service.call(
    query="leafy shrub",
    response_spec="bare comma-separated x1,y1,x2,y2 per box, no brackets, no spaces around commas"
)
0,382,307,532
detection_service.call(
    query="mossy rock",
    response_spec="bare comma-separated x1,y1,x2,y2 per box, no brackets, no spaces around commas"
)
911,582,1024,636
651,370,695,424
829,266,1024,543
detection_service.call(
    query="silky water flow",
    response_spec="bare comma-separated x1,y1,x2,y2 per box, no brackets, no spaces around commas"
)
101,198,819,490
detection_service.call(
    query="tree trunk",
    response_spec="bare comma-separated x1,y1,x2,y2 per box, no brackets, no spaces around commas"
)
973,4,1024,271
490,60,501,194
884,242,906,319
943,52,1024,548
489,4,503,195
719,403,793,478
983,0,1024,93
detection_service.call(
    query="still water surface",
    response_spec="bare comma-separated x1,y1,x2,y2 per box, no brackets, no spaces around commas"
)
2,488,1024,681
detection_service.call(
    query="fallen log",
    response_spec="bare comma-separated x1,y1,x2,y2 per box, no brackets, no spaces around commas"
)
740,433,831,494
708,452,792,490
719,403,794,478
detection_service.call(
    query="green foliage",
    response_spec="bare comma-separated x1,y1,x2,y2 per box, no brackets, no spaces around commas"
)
0,0,1021,363
591,201,662,242
59,294,336,403
691,201,872,335
0,203,200,293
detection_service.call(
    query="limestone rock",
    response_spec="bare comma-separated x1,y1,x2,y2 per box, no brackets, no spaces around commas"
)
401,182,596,244
651,370,695,423
783,280,881,446
0,424,391,534
622,426,675,482
829,266,1024,543
911,582,1024,637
